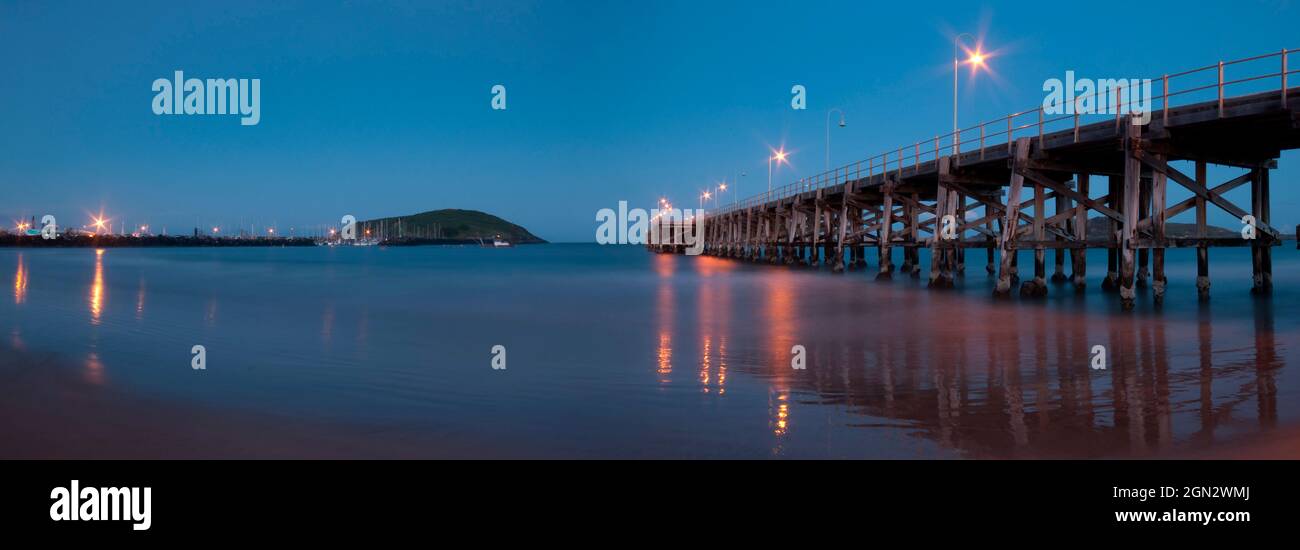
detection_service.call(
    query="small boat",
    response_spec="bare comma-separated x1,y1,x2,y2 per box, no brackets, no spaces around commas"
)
476,235,513,248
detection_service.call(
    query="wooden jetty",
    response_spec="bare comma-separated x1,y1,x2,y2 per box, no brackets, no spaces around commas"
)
654,50,1299,309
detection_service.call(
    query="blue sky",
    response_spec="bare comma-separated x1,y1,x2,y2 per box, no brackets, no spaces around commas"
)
1,0,1297,241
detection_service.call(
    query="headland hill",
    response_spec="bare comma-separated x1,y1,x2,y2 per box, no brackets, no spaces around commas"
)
0,209,546,247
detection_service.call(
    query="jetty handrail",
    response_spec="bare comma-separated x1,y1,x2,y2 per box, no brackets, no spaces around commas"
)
709,48,1296,217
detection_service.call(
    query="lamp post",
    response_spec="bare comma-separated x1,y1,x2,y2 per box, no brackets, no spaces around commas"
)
737,172,745,207
768,149,787,199
953,33,986,155
826,108,846,172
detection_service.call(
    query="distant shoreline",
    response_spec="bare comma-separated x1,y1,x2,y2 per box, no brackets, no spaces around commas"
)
0,234,317,248
0,234,547,248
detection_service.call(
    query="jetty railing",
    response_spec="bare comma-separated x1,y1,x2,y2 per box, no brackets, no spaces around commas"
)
709,49,1296,217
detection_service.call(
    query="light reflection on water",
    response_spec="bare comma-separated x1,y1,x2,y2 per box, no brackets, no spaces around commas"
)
89,249,104,324
0,245,1294,458
13,252,26,304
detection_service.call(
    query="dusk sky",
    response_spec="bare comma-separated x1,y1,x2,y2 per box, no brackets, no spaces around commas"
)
1,0,1296,242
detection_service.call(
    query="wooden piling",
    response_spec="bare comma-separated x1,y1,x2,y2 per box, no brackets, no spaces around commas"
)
1252,164,1273,294
1103,174,1120,292
1023,174,1048,297
985,215,996,274
1136,175,1151,288
995,139,1029,297
1196,161,1210,299
1052,179,1069,283
1120,121,1141,310
1151,154,1168,305
930,156,953,288
877,189,894,280
1072,174,1089,292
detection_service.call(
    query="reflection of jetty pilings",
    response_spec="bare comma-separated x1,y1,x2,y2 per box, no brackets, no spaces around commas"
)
687,288,1285,457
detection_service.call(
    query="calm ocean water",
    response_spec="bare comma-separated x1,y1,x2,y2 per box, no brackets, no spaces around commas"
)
0,244,1296,458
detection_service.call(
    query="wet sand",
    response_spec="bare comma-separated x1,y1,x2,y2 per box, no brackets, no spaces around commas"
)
0,347,525,459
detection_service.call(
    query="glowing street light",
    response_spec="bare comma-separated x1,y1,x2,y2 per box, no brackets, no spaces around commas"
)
768,148,789,195
954,33,989,154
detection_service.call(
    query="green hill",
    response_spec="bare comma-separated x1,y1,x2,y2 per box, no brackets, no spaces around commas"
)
359,209,546,243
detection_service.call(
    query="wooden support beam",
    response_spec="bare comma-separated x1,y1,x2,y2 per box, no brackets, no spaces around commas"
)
1072,174,1089,291
955,193,967,275
1025,173,1048,297
1151,156,1168,304
833,183,850,273
1138,172,1251,228
1016,167,1124,224
1103,174,1120,292
1136,150,1281,240
899,200,915,275
986,211,997,274
1137,174,1152,288
877,185,895,279
1120,121,1141,310
1252,165,1273,294
995,139,1030,297
1052,179,1070,283
785,205,799,265
930,157,954,288
957,211,1001,237
1196,161,1210,299
906,193,921,276
806,193,816,266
